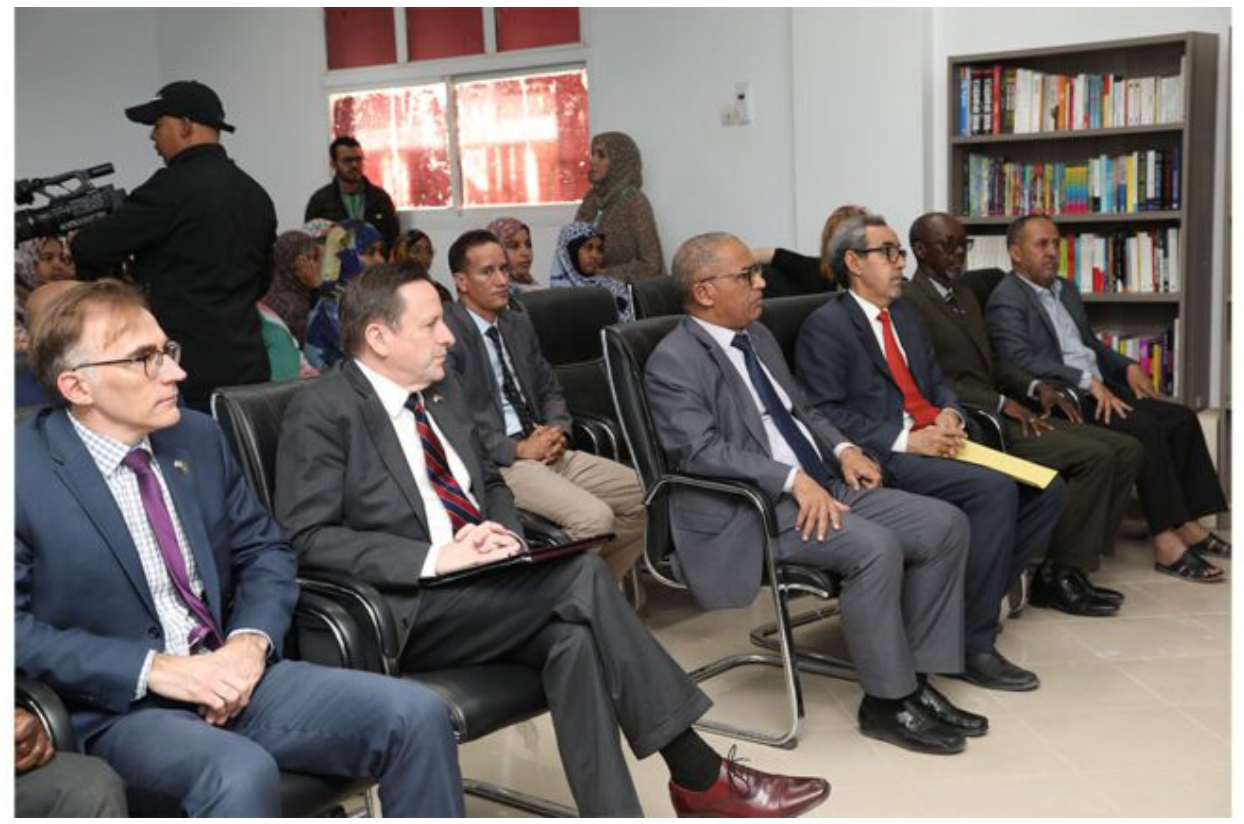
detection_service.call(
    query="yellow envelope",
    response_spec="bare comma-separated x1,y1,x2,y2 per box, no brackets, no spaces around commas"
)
952,441,1059,489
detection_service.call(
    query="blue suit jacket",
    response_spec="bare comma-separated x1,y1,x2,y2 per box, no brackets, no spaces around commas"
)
794,292,963,459
15,408,297,744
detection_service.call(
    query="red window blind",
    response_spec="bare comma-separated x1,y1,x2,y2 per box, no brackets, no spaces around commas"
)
494,8,581,52
405,8,485,62
455,69,590,207
329,85,453,209
324,8,397,70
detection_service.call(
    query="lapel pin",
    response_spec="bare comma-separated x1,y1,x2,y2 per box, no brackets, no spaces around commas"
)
173,460,190,476
431,394,444,404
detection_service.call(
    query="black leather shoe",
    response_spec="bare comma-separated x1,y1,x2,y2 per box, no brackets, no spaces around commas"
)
1030,563,1119,617
958,650,1040,692
858,698,966,755
1068,567,1125,607
913,683,988,737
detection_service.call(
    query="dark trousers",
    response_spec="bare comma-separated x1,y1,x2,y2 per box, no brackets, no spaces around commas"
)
888,453,1067,654
16,752,127,817
87,661,463,817
1081,391,1227,533
401,552,712,818
1006,417,1144,570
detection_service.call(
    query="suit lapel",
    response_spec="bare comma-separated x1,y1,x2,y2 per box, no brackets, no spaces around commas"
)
148,438,223,626
890,301,934,395
450,303,506,422
45,411,159,621
913,274,992,368
497,311,539,414
1013,272,1061,348
842,295,898,389
683,318,771,454
344,362,430,536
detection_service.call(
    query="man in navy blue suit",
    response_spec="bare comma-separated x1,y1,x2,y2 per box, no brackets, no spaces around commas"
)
15,279,464,816
795,215,1066,692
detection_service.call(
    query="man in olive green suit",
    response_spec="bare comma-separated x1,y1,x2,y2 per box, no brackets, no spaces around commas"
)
904,212,1143,617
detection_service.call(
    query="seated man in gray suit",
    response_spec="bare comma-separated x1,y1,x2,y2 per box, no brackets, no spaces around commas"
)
275,264,829,818
986,215,1229,583
443,230,643,578
646,232,979,756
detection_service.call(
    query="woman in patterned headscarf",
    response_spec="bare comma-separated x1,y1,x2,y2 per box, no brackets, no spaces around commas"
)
486,217,540,293
15,236,75,351
574,132,664,282
305,219,383,369
549,222,633,322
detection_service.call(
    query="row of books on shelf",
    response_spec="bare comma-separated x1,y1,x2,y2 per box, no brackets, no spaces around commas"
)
965,227,1181,294
957,61,1185,136
961,147,1180,217
1097,325,1177,397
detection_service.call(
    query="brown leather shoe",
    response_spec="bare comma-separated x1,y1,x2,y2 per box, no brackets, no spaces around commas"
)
668,748,830,818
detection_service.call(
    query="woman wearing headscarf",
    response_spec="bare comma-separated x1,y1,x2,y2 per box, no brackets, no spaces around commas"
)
304,219,383,369
486,217,540,294
256,230,322,381
574,132,664,282
549,222,634,322
16,235,75,351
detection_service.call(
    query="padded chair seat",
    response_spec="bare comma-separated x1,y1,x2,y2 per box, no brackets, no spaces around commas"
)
406,664,548,741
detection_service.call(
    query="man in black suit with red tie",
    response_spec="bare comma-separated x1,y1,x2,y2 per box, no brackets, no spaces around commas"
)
274,263,830,818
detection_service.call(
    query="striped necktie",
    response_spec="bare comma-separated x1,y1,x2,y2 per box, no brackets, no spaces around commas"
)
405,394,482,533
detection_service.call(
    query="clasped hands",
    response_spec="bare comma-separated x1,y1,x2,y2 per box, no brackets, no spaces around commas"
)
147,633,270,727
907,408,969,458
515,425,568,464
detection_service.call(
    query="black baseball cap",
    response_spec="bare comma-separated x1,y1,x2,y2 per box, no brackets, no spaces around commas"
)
124,81,236,133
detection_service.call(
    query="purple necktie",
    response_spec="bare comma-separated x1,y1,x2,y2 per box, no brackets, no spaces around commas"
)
122,449,224,651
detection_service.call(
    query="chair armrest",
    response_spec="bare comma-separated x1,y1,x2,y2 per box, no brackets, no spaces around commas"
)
648,474,780,537
570,414,620,460
15,675,77,751
962,404,1008,453
295,574,399,675
518,510,572,548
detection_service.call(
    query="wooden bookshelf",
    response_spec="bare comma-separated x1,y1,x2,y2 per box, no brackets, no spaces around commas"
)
948,33,1219,407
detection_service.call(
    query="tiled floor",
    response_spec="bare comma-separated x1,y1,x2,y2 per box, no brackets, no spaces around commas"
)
459,533,1231,817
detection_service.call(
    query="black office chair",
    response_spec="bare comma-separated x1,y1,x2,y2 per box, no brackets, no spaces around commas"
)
958,267,1007,310
602,313,853,751
14,675,374,817
629,276,683,320
212,381,576,817
515,287,624,460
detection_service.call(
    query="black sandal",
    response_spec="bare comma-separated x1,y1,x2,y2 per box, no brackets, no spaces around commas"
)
1190,533,1231,558
1155,549,1226,583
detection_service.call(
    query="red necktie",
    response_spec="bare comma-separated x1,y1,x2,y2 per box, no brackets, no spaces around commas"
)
406,395,482,533
877,309,940,430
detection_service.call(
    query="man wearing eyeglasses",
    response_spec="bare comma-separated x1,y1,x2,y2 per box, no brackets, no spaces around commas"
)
904,212,1142,616
647,232,980,756
304,136,400,253
16,280,465,816
795,214,1066,693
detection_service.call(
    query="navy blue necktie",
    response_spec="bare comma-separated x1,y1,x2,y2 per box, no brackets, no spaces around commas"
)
731,334,835,490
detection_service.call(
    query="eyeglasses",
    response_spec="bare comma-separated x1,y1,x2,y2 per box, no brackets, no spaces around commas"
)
697,263,764,286
928,238,975,254
71,340,182,380
853,245,908,264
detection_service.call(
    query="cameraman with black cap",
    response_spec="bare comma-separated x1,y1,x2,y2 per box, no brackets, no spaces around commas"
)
72,80,276,411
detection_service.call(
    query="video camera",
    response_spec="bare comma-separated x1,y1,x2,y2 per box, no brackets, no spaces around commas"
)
15,164,127,245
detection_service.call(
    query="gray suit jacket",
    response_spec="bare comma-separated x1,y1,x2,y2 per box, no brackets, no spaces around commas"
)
985,271,1133,391
645,316,849,609
273,359,521,649
444,302,571,467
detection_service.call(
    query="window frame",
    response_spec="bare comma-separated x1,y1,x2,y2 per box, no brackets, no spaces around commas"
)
321,9,591,224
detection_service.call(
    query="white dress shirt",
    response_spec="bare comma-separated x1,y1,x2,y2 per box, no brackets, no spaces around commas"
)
467,307,528,437
691,316,854,492
354,359,482,577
